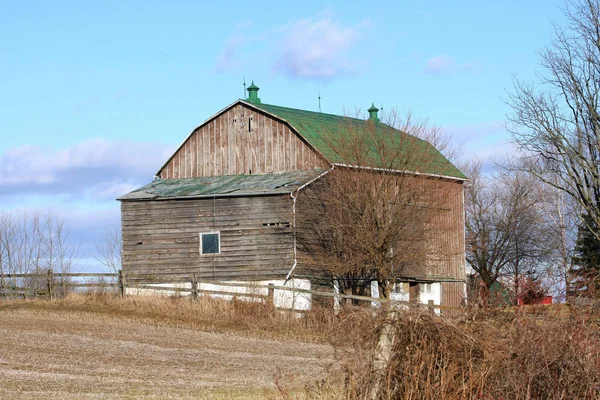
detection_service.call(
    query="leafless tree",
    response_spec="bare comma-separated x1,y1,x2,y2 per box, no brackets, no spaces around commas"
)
499,170,558,302
94,225,122,274
0,210,79,297
508,0,600,241
464,160,558,303
296,110,463,299
538,180,580,300
464,160,510,291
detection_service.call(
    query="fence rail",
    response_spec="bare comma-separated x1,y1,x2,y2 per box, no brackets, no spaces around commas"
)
0,270,446,311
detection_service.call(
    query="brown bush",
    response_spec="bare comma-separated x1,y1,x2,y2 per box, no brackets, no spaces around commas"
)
328,306,600,400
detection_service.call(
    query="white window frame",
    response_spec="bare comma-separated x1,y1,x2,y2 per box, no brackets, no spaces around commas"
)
420,283,432,294
199,231,221,255
393,282,408,294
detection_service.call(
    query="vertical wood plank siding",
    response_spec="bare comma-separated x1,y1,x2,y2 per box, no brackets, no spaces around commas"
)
441,282,466,308
426,179,466,280
158,104,327,178
426,178,465,308
121,195,294,281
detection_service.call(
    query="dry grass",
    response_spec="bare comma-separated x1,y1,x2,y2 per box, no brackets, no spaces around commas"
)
0,293,337,399
2,293,598,399
326,305,600,400
0,292,339,342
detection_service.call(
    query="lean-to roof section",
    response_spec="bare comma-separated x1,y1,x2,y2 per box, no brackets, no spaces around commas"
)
119,169,325,201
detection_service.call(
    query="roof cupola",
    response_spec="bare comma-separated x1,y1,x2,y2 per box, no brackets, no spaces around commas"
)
246,81,261,104
368,103,380,123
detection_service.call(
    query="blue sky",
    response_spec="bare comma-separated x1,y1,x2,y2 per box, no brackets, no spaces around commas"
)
0,0,566,270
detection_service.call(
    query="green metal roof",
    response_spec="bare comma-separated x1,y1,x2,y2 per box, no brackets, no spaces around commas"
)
119,169,325,201
252,102,466,179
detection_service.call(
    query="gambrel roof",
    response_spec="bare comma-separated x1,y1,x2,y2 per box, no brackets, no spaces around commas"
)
152,85,466,182
251,102,466,180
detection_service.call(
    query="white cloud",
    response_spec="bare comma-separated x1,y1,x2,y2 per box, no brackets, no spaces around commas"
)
425,54,478,74
274,16,367,79
425,55,456,73
443,121,505,143
215,14,369,81
215,21,259,72
0,139,174,268
0,138,174,201
442,121,517,170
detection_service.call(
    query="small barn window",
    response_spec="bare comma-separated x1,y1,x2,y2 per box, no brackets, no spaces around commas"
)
200,232,220,254
420,283,432,294
393,282,408,294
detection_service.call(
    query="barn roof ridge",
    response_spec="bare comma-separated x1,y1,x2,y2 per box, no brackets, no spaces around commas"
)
251,101,371,121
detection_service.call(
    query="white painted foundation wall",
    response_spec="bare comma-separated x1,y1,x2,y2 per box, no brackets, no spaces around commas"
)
125,278,312,310
369,281,442,312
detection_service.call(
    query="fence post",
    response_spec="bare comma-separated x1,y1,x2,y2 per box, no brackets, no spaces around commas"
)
118,270,126,298
368,304,399,400
333,280,341,314
47,268,53,300
428,300,435,315
61,272,66,298
191,274,198,300
268,283,274,306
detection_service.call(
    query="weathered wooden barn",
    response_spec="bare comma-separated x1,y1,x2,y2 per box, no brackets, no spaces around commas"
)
119,83,467,308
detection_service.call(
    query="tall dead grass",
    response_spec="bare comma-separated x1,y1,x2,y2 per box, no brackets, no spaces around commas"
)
0,292,347,342
3,293,599,399
325,305,600,400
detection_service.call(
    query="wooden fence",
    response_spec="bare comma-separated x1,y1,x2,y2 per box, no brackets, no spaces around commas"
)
0,270,446,312
0,271,120,300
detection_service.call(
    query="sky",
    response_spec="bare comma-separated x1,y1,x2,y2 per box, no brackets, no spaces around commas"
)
0,0,568,271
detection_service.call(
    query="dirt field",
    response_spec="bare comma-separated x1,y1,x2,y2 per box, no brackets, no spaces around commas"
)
0,300,335,399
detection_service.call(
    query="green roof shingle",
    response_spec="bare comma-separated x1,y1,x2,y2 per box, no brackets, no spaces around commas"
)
252,102,466,180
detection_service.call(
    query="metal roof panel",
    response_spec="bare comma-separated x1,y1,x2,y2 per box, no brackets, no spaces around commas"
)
119,169,326,201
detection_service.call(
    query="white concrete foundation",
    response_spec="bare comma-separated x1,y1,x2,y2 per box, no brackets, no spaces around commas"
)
125,278,312,311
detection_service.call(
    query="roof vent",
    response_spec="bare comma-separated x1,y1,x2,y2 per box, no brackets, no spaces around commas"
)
246,81,261,104
368,103,380,123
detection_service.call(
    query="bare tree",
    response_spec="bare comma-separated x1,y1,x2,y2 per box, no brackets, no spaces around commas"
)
499,170,557,303
508,0,600,240
296,110,463,299
464,160,558,303
539,181,580,300
94,225,122,274
464,160,511,291
0,210,79,297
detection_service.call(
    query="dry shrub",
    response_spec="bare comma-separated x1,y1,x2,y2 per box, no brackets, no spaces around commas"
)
327,305,600,400
480,309,600,400
330,308,483,399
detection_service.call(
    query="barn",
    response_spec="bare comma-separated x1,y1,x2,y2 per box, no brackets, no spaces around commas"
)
118,83,467,308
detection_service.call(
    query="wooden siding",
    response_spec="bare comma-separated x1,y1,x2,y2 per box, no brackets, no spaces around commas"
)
121,195,294,281
158,103,327,179
295,176,466,281
441,282,466,308
424,178,466,281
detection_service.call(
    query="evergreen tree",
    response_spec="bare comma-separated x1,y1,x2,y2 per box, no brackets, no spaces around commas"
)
571,213,600,297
